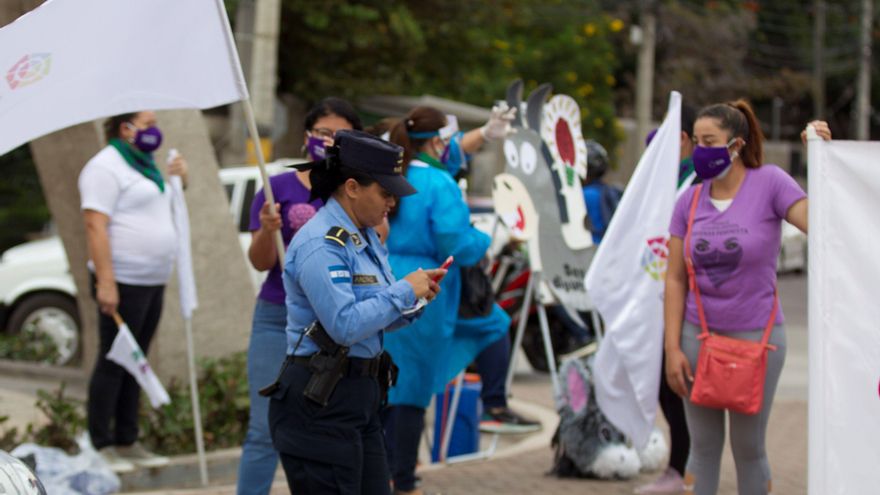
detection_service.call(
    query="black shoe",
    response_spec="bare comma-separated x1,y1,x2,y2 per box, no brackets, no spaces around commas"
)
479,407,541,434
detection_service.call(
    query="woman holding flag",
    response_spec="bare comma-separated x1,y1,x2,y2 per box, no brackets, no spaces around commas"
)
663,101,818,494
79,110,187,472
238,97,362,494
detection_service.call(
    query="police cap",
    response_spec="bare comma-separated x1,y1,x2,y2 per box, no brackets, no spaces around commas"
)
333,129,416,197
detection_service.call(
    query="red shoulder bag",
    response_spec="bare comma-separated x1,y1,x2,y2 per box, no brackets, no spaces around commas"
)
683,184,778,415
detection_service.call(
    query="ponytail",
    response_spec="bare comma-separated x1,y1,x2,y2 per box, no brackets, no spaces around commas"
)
388,106,447,175
388,119,414,170
697,99,765,169
729,99,764,169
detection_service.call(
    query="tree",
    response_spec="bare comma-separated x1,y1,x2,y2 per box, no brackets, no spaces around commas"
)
275,0,624,152
0,145,49,252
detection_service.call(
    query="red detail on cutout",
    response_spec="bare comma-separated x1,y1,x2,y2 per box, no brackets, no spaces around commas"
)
516,205,526,231
555,119,576,165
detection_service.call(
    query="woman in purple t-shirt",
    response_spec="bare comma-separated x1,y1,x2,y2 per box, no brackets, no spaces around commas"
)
663,100,810,495
237,98,362,495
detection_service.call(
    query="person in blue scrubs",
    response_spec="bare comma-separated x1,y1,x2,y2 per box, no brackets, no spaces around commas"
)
267,130,446,494
382,106,511,494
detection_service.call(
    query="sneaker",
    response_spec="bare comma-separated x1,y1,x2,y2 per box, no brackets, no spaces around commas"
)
634,467,685,494
116,441,170,468
97,446,136,473
479,407,541,434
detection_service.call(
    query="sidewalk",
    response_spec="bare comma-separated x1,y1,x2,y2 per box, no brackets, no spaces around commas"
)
130,376,807,495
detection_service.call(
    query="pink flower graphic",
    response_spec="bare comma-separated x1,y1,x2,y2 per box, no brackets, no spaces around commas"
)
288,203,317,231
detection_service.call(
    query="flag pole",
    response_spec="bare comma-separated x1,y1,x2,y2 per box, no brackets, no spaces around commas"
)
185,317,209,486
242,98,286,267
214,0,286,267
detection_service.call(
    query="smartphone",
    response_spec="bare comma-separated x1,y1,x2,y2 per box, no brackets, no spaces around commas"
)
433,256,454,282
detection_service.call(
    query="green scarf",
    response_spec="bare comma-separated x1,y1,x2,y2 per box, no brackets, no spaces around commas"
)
677,156,695,188
109,138,165,192
415,152,446,171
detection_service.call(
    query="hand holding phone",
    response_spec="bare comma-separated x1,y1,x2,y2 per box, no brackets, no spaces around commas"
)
434,256,454,282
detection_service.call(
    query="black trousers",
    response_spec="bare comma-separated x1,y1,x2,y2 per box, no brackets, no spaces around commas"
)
87,276,165,450
659,350,691,475
381,405,424,492
269,362,390,495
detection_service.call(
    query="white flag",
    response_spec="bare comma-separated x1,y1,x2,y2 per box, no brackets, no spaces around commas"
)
583,91,681,448
107,319,171,408
0,0,247,156
807,136,880,494
170,174,198,319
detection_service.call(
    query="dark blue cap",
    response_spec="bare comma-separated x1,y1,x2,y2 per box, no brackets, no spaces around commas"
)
292,129,416,197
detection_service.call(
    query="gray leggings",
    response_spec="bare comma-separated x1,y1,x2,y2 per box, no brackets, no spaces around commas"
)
680,321,786,495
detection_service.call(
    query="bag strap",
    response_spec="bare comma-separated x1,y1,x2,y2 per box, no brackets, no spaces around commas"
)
683,184,778,350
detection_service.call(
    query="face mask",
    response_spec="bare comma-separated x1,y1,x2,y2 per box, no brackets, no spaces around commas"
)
127,123,163,153
306,135,327,161
440,132,467,176
692,138,736,180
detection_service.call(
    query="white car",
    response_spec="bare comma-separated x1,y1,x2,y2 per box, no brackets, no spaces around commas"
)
0,160,296,366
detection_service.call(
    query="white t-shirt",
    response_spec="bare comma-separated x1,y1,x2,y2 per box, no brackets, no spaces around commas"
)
78,146,177,286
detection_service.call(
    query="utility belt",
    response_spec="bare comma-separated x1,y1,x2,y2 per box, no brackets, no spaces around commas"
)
259,320,398,408
291,355,381,378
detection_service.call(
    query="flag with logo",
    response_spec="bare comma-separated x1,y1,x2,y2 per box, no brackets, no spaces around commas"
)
807,136,880,493
0,0,247,156
583,91,682,448
106,316,170,409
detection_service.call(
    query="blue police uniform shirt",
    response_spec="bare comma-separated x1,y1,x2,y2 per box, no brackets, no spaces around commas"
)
282,197,420,358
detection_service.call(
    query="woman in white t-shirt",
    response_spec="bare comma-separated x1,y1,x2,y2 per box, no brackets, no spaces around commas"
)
78,110,187,473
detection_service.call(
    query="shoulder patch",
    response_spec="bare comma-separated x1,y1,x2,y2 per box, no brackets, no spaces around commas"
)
328,265,352,284
324,226,350,247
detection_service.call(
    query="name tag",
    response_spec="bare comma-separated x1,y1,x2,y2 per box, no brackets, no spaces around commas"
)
352,274,379,286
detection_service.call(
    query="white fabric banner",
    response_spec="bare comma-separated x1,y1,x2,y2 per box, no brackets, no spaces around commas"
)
584,91,681,448
807,137,880,494
170,174,198,320
107,320,171,409
0,0,247,156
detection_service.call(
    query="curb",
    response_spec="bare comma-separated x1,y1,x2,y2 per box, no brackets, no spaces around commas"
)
124,396,558,494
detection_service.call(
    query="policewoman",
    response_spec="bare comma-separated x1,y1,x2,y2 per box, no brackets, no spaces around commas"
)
267,129,446,494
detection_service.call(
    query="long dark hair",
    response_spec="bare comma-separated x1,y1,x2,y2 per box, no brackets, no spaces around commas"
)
309,162,375,203
103,112,138,141
304,97,363,132
697,99,764,169
388,106,446,173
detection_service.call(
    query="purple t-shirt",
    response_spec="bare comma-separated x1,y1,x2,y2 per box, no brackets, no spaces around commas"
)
669,165,806,331
249,172,322,305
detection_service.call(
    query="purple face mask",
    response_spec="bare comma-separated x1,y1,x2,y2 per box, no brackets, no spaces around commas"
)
128,124,163,153
306,135,327,161
692,139,736,179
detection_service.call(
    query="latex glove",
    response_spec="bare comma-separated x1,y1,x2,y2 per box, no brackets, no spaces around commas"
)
480,102,517,141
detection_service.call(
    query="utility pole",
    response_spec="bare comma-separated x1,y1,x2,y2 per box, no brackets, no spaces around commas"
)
855,0,873,140
225,0,282,165
812,0,826,119
634,1,657,151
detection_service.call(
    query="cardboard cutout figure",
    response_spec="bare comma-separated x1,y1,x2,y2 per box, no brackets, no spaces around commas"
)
541,95,593,250
502,80,595,311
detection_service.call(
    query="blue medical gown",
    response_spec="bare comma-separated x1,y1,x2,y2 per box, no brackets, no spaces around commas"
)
386,164,501,407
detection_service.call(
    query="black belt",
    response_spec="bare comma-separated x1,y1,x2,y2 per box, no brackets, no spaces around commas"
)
292,355,381,378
